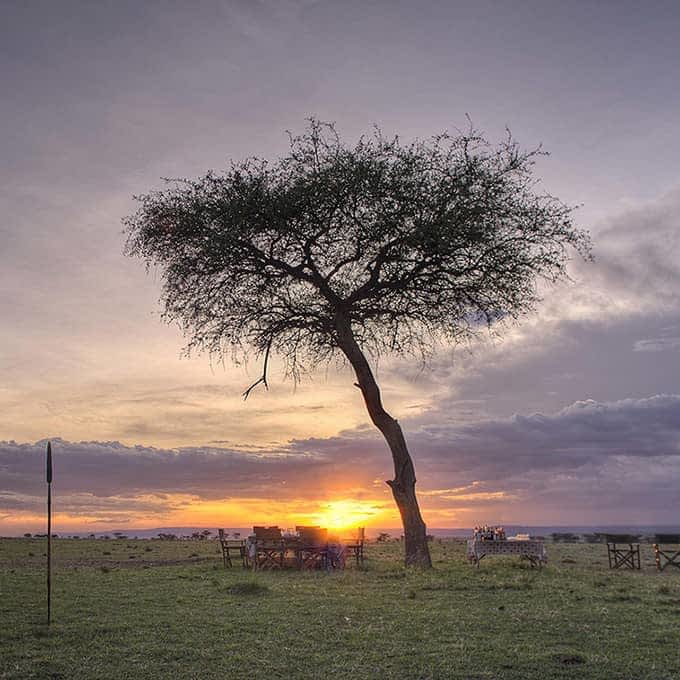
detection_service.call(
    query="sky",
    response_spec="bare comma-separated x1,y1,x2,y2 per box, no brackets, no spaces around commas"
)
2,0,680,535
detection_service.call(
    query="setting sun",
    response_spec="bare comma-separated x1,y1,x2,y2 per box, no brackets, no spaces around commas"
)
303,499,388,532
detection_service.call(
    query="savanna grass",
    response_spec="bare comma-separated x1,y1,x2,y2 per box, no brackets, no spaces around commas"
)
1,538,679,679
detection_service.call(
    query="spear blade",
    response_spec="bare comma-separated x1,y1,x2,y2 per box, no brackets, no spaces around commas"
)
46,441,52,484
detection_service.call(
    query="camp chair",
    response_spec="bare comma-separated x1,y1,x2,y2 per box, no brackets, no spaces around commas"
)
653,534,680,571
252,526,285,570
296,526,329,570
605,534,641,570
344,527,366,566
218,529,248,568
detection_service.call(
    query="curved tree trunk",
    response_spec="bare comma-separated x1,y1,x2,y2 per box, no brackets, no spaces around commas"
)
335,314,432,567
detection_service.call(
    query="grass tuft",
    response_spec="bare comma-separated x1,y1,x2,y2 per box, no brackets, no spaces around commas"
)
227,581,270,596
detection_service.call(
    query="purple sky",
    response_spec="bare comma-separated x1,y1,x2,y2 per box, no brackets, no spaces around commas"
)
2,0,680,532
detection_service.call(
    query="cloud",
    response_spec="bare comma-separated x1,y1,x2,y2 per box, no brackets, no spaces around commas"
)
290,394,680,487
289,394,680,523
0,439,317,499
3,394,680,526
588,188,680,309
420,394,680,469
0,435,386,516
558,187,680,321
633,327,680,352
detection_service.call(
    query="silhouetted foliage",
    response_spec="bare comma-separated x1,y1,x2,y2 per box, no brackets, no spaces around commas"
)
124,120,590,567
125,121,588,376
582,533,606,543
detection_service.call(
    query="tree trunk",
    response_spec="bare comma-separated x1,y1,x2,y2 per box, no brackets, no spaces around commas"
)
334,313,432,567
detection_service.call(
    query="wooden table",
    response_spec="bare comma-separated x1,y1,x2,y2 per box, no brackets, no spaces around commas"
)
467,539,547,568
246,535,347,571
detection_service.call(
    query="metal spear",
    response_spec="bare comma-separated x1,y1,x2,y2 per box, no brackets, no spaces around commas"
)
46,441,52,626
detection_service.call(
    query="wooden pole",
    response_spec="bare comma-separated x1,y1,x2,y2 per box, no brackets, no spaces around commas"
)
46,441,52,626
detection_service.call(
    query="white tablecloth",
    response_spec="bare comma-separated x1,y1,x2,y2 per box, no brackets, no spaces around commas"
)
467,539,547,565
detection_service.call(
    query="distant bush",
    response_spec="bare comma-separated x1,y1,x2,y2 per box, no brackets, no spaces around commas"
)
582,533,605,543
551,533,580,543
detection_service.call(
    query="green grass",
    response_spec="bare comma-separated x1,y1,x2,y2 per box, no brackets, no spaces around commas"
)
1,538,679,679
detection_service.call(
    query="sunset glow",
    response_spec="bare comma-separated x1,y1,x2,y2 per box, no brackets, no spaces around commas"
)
302,499,391,532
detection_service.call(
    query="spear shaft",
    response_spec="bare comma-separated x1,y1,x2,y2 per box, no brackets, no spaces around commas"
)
46,441,52,626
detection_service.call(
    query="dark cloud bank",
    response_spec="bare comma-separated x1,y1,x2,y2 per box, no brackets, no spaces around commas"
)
3,394,680,524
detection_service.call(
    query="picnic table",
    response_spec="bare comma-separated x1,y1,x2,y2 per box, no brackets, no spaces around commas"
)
245,526,354,571
467,538,547,568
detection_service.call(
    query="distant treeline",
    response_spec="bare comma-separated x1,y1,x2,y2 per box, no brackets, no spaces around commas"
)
550,532,654,543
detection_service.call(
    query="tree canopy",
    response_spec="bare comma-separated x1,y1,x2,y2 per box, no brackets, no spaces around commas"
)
124,121,590,380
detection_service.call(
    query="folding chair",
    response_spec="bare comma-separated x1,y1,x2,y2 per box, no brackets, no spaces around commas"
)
653,534,680,572
605,534,641,570
218,529,248,568
344,527,366,566
252,526,285,570
296,526,329,570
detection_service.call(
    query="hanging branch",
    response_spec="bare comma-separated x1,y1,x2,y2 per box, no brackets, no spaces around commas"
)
242,339,272,400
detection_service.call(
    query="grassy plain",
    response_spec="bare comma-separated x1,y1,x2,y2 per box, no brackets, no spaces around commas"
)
1,537,679,679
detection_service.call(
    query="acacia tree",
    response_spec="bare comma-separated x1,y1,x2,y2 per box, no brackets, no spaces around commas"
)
124,120,590,567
